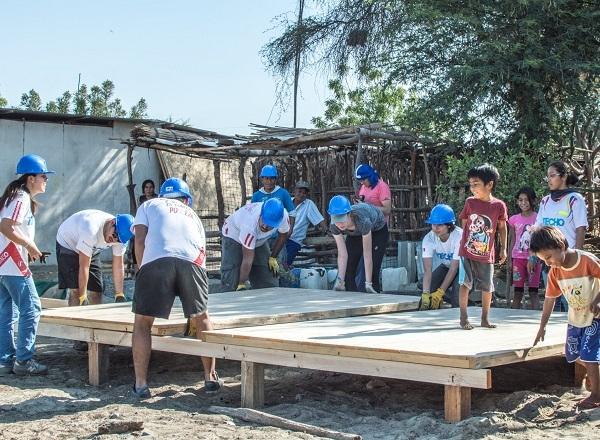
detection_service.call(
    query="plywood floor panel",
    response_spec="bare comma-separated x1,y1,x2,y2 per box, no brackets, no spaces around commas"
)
41,288,419,335
202,307,568,368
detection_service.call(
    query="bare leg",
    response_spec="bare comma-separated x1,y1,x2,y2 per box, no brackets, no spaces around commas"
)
578,363,600,407
193,311,218,381
132,314,155,389
459,285,473,330
510,290,523,309
529,288,540,310
480,291,496,328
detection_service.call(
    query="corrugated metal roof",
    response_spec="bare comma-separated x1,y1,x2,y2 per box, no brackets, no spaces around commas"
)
0,107,165,126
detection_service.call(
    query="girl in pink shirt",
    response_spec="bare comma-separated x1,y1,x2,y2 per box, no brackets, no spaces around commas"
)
355,164,392,223
508,187,541,309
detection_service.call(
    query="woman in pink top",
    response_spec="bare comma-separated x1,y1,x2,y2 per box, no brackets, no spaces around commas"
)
355,164,392,223
508,186,541,309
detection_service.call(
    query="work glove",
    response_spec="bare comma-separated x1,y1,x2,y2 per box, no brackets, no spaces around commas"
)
430,288,445,310
418,292,431,311
114,293,126,303
236,283,248,292
39,251,51,264
78,294,88,306
364,282,378,294
333,277,345,291
268,257,280,276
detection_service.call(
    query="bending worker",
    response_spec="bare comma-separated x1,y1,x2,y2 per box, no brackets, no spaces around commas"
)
56,210,134,306
329,195,388,293
132,178,222,398
220,198,290,291
420,204,462,310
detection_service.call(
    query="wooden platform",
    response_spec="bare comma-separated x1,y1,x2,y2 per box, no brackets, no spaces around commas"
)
201,307,568,421
39,288,419,335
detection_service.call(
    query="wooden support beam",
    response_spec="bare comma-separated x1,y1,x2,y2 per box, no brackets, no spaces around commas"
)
89,342,110,386
213,159,225,228
444,385,471,422
241,361,264,408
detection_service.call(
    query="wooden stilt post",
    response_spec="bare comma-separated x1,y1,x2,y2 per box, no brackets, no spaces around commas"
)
238,157,247,208
89,342,109,386
213,159,225,229
126,145,137,215
241,361,264,408
444,385,471,422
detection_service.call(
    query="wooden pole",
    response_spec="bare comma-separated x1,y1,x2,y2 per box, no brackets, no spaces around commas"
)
126,145,137,215
213,160,225,228
238,157,248,208
421,144,433,205
353,130,363,193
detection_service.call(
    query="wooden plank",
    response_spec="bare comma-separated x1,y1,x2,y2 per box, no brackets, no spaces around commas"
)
40,298,68,309
444,385,471,422
40,288,419,336
89,342,109,386
241,361,264,408
202,307,567,369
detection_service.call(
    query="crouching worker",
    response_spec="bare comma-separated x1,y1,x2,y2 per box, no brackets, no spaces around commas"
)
420,204,463,310
132,178,222,398
56,210,134,306
531,226,600,410
221,199,290,292
328,195,388,294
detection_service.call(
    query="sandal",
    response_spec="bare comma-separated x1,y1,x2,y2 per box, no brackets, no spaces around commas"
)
576,398,600,410
132,384,152,399
205,371,224,394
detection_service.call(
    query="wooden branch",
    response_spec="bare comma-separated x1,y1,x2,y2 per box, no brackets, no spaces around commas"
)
238,157,247,207
213,160,225,228
421,144,433,205
353,131,363,193
126,146,137,215
207,406,362,440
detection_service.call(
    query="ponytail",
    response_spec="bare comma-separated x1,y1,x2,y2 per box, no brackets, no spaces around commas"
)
549,160,581,187
0,175,38,215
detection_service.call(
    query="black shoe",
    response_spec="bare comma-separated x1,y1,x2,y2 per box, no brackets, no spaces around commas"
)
132,384,151,399
13,358,48,376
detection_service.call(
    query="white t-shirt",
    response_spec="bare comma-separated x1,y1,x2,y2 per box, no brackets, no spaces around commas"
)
421,227,463,268
57,210,126,258
222,202,290,249
536,192,588,248
289,199,324,245
0,191,34,276
133,198,206,268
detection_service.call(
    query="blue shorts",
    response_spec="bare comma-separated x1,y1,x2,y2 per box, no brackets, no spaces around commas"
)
565,319,600,363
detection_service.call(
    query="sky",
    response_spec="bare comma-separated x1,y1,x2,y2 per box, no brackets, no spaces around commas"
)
0,1,329,135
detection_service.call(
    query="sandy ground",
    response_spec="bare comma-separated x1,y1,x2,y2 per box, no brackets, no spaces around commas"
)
1,336,599,440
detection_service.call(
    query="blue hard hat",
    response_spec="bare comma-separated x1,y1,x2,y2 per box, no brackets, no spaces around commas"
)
16,154,55,175
355,164,374,180
260,198,284,228
160,178,193,206
260,165,278,178
425,204,456,224
115,214,135,244
328,195,352,216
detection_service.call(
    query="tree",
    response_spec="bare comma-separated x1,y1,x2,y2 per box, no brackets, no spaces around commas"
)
20,89,42,111
18,80,149,118
263,1,600,148
0,92,7,108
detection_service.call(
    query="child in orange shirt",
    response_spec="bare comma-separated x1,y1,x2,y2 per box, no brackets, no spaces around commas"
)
530,226,600,409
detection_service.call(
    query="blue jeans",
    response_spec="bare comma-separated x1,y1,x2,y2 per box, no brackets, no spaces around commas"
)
285,239,302,266
0,275,41,363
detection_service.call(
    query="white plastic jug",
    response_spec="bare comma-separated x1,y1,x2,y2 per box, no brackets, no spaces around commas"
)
299,267,328,290
326,269,338,289
381,267,408,292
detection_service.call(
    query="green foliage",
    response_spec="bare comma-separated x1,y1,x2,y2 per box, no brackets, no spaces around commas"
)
436,145,553,216
0,92,7,108
264,0,600,148
20,90,42,111
19,80,148,118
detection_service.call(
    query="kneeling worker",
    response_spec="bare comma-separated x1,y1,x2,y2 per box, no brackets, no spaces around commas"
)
132,177,222,397
220,198,290,291
56,210,134,306
420,204,463,309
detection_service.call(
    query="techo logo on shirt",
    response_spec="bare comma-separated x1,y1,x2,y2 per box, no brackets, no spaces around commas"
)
542,218,565,227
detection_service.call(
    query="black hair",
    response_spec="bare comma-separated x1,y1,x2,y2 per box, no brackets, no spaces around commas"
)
0,175,38,215
446,223,455,233
529,226,569,253
548,160,580,186
515,186,536,211
142,179,156,190
467,163,500,189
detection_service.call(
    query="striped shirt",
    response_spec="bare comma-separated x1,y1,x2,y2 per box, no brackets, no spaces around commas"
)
222,202,290,250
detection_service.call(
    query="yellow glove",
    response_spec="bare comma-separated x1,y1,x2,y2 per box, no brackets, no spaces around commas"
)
418,292,431,311
430,288,446,310
236,283,248,291
268,257,280,276
114,292,126,303
78,294,88,306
